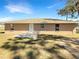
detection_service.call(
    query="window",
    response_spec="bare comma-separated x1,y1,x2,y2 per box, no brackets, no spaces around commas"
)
55,24,59,31
40,24,45,28
10,24,14,30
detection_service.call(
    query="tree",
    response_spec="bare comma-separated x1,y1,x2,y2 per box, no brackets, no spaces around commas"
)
58,0,79,20
58,5,75,20
75,1,79,14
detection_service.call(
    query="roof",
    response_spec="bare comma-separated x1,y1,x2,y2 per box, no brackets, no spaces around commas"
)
5,18,78,24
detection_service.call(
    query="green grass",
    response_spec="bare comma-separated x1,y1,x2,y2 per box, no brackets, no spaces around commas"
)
0,24,79,59
61,34,79,39
0,34,79,59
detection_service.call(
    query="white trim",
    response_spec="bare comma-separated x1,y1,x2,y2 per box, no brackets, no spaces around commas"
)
29,23,34,32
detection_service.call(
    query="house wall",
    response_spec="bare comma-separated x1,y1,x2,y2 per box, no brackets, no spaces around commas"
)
5,23,77,34
5,24,11,30
34,23,76,31
59,24,76,31
34,24,55,31
5,23,29,31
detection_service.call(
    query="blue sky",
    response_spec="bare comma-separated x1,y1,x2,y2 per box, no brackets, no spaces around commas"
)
0,0,69,22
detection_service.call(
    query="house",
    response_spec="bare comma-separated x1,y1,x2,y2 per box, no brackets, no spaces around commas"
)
5,18,78,35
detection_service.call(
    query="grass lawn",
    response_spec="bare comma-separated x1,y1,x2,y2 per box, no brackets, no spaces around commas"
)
0,33,79,59
0,26,79,59
59,33,79,39
0,26,4,32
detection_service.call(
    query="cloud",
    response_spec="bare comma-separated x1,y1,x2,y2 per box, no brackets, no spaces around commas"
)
0,17,13,22
47,5,54,8
47,0,65,9
5,4,32,14
47,3,58,9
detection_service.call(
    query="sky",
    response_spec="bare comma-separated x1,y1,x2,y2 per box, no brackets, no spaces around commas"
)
0,0,73,22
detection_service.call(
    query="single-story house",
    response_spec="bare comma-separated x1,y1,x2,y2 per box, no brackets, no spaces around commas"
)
5,18,78,35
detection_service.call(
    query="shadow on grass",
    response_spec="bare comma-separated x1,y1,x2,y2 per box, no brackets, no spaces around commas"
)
27,51,36,59
45,46,65,59
1,42,25,51
0,32,5,34
54,43,79,59
38,34,70,40
1,34,79,59
13,55,21,59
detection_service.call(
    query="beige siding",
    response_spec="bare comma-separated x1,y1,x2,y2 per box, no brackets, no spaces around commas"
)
34,23,77,31
34,24,55,31
59,24,76,31
5,23,77,34
14,24,29,31
5,23,29,31
5,24,11,30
